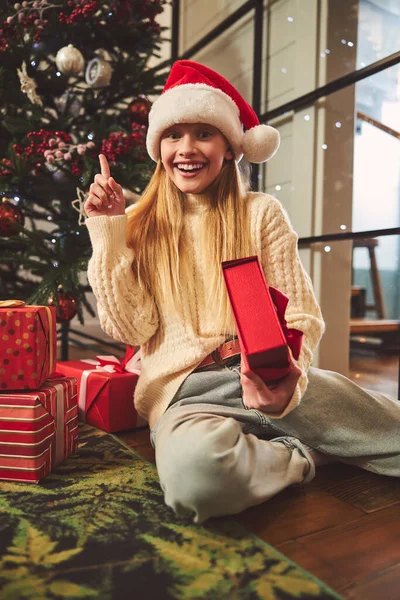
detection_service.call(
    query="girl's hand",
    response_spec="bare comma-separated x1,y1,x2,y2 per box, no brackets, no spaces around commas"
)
84,154,126,218
242,362,302,414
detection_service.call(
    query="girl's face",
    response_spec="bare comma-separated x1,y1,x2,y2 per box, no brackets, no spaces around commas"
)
160,123,233,194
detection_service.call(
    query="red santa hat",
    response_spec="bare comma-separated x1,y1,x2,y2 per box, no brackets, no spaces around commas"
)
146,60,280,164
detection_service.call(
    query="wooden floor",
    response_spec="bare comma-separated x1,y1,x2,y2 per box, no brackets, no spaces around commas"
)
66,345,400,600
117,428,400,600
349,348,398,398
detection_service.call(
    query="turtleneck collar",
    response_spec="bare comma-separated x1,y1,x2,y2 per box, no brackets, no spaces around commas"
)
182,193,212,214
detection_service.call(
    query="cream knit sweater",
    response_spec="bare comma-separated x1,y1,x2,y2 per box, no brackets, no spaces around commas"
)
86,192,325,429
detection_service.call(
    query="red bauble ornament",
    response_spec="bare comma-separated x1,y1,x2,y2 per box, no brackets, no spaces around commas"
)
129,96,152,125
49,286,77,323
0,198,24,237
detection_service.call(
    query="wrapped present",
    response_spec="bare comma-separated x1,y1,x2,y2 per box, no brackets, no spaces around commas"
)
222,256,303,382
0,300,56,391
0,376,78,483
56,346,146,433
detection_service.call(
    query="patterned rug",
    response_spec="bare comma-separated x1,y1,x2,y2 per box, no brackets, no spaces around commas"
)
0,425,342,600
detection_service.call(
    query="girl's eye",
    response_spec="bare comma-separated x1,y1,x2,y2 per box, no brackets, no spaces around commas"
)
198,131,212,139
164,131,180,140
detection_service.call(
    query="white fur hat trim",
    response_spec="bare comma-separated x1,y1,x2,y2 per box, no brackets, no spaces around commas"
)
146,83,244,162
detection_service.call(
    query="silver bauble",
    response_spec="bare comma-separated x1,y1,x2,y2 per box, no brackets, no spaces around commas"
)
85,57,112,88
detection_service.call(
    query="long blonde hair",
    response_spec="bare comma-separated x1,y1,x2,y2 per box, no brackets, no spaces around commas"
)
126,159,255,335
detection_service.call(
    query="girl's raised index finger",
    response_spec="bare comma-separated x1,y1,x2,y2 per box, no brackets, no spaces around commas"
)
99,154,111,179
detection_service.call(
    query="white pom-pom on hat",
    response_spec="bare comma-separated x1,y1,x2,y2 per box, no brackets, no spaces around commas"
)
242,124,280,163
146,60,280,164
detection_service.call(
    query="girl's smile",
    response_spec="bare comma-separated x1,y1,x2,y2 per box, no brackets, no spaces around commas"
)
160,123,233,194
173,162,206,177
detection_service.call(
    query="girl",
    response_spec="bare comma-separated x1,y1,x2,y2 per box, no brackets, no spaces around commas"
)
85,60,400,523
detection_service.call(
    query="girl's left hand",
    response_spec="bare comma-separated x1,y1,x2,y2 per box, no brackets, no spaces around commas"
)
241,362,302,414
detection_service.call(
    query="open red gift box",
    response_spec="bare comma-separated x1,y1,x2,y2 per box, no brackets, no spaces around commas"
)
222,256,303,382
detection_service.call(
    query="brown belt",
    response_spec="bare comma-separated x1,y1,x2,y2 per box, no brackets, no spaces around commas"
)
197,338,241,368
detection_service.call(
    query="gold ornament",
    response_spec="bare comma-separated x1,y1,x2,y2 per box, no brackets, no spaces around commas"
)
85,57,112,88
55,45,85,76
17,62,43,106
71,187,87,226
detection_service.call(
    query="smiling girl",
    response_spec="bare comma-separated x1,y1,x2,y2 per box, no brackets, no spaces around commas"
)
84,60,400,523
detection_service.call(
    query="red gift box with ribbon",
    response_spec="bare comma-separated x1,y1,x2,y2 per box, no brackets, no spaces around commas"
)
222,256,303,382
0,301,57,391
0,376,78,483
56,346,146,433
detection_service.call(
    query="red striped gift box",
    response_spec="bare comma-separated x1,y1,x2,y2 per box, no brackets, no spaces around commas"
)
0,377,78,483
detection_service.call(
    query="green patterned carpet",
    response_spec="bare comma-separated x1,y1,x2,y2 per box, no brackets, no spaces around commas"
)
0,425,342,599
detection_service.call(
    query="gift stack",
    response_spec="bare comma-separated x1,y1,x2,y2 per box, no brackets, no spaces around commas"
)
57,345,146,433
0,301,78,483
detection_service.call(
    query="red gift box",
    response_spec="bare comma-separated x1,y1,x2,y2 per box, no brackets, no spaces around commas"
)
0,376,78,483
56,348,146,433
222,256,303,382
0,301,56,391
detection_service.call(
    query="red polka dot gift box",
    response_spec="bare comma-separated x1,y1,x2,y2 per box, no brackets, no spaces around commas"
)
0,301,57,391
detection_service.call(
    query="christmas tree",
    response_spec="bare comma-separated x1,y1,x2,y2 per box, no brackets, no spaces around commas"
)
0,0,168,324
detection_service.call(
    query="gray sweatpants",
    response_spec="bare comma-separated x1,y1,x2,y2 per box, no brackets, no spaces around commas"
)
150,356,400,523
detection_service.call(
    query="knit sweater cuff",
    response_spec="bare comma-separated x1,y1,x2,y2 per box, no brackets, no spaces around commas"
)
86,215,128,252
265,382,302,419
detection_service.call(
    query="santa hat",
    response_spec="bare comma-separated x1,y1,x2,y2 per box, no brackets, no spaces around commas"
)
146,60,280,164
